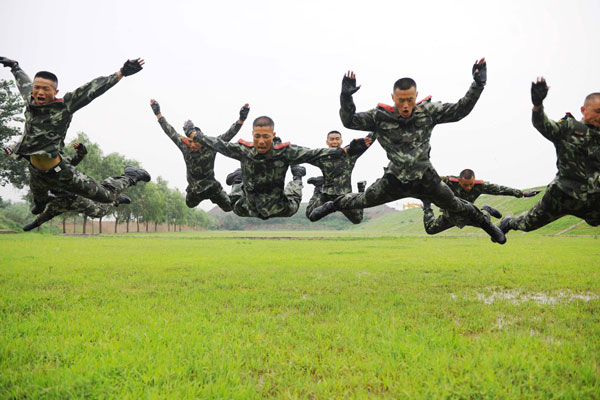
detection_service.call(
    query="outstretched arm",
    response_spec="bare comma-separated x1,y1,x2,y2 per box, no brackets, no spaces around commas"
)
481,182,525,198
530,77,562,142
218,103,249,142
432,58,486,124
150,99,188,152
187,123,244,161
339,71,377,131
1,57,32,100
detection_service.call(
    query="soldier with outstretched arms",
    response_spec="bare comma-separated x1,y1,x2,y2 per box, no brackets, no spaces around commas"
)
499,78,600,233
0,56,150,214
150,99,248,211
308,58,507,243
422,168,541,234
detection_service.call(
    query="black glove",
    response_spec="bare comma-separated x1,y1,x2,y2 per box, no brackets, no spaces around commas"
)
183,120,197,137
239,105,250,121
120,59,143,76
150,101,160,115
341,75,360,97
0,56,18,69
472,61,487,87
523,190,541,198
75,143,88,156
346,138,368,156
531,80,548,106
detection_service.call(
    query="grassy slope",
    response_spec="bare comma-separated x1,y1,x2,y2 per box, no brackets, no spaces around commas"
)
1,233,599,399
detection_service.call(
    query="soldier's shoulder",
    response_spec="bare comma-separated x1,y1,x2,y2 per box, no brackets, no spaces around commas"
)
557,112,576,125
238,139,254,147
377,103,394,113
445,175,459,183
274,142,291,150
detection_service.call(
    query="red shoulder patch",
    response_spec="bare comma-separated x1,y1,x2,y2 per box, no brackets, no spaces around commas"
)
377,103,395,113
274,142,291,150
54,98,63,102
181,136,191,146
474,180,484,184
448,177,459,182
238,139,254,147
565,112,574,119
417,95,432,104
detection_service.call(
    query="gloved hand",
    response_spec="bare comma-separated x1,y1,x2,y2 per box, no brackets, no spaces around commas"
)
120,58,144,76
341,71,361,97
150,99,160,115
531,78,548,106
74,142,88,156
183,120,197,137
0,56,18,69
346,138,368,156
239,104,250,121
523,189,542,198
472,58,487,87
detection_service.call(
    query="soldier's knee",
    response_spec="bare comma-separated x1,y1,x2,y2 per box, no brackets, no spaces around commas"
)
186,197,200,208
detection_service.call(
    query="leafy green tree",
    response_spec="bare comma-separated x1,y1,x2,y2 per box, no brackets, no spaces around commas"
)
0,79,27,191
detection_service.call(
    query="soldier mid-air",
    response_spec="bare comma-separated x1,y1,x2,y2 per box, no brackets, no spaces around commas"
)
0,56,150,215
308,58,508,243
499,78,600,234
186,116,370,219
306,130,373,224
150,99,249,211
422,168,541,234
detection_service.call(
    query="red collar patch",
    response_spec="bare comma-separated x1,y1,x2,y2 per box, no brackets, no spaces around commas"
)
448,177,459,182
417,95,432,104
377,103,395,113
238,139,254,147
274,142,290,149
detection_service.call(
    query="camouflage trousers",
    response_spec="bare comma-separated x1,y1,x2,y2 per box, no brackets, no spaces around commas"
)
29,158,132,204
505,181,600,231
186,179,232,212
36,195,114,226
233,179,303,219
423,207,492,234
306,189,363,224
336,171,487,226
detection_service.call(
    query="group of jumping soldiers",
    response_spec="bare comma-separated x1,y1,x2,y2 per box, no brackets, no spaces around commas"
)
1,55,598,243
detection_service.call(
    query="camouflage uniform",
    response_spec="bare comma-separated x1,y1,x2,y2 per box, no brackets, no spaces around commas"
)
424,176,524,234
33,194,115,227
194,134,344,219
305,135,373,224
331,83,491,228
10,65,132,203
503,110,600,231
157,116,242,211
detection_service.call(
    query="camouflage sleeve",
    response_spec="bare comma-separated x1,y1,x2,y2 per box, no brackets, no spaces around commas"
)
10,66,32,100
194,134,245,161
158,116,187,153
67,152,85,167
63,73,120,114
429,83,484,124
217,121,243,142
531,107,563,142
339,94,377,131
481,182,523,197
285,145,344,166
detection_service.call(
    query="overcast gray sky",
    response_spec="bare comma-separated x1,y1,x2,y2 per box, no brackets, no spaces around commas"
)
2,0,599,210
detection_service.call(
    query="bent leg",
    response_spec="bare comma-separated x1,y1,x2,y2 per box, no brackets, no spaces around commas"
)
306,188,324,217
210,188,233,212
338,174,403,210
423,210,454,234
282,178,303,217
341,208,363,224
509,185,566,232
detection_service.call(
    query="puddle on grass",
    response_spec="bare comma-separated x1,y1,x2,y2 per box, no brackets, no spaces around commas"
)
476,290,599,305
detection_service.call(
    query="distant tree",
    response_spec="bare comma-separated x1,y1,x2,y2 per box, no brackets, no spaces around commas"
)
0,79,27,192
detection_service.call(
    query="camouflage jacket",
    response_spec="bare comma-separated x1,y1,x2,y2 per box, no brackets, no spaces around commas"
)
340,83,484,182
11,66,120,158
312,135,374,196
442,176,523,203
194,134,344,218
532,109,600,200
158,116,242,185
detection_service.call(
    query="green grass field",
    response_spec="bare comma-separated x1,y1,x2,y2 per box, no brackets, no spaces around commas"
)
1,232,599,399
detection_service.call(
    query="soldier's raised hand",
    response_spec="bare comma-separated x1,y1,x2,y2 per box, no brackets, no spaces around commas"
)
472,58,487,87
120,58,145,76
73,142,88,156
341,71,361,97
0,56,18,69
150,99,161,116
523,189,542,198
531,78,548,106
183,119,197,137
239,103,250,122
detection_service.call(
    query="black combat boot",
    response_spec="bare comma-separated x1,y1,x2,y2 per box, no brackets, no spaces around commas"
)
498,217,515,234
226,168,243,185
114,194,131,207
481,204,502,219
291,165,306,181
307,176,324,186
357,181,367,193
480,216,507,244
308,200,338,221
124,165,151,185
23,219,42,232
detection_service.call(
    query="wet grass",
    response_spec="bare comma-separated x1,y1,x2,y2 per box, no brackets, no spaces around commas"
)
1,233,599,398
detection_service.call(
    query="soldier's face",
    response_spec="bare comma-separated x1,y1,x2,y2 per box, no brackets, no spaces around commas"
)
459,177,475,191
326,133,343,148
392,87,418,118
32,77,58,105
253,126,275,153
581,97,600,128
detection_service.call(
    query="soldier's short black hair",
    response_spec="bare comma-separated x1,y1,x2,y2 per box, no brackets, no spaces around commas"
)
459,169,475,179
584,92,600,104
34,71,58,87
253,116,274,129
393,78,417,92
327,130,342,138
